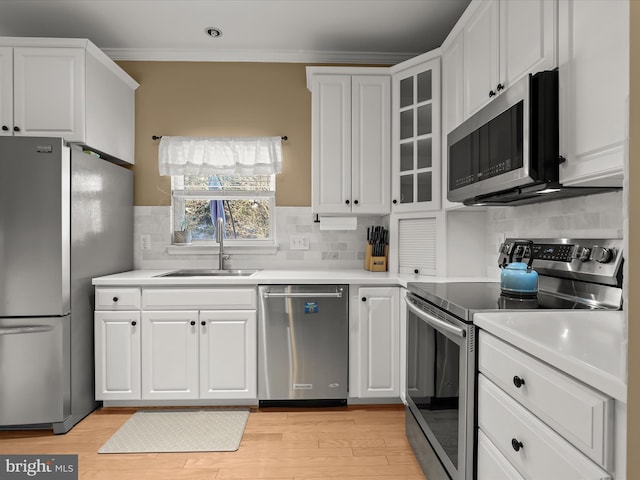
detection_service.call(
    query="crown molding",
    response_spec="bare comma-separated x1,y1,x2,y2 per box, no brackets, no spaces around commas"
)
102,47,418,65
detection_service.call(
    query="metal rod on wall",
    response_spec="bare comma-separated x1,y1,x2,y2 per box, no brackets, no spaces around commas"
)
152,135,288,141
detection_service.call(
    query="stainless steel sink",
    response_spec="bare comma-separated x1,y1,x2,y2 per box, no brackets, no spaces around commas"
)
155,269,261,277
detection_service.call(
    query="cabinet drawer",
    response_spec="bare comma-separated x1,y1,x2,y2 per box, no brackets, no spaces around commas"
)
141,288,256,310
477,429,525,480
478,331,613,468
478,374,611,480
95,288,141,310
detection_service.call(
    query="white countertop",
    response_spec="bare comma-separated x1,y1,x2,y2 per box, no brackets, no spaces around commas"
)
94,269,627,401
474,311,627,402
92,269,494,288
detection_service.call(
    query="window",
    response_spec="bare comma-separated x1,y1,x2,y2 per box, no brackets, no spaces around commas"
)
171,174,275,245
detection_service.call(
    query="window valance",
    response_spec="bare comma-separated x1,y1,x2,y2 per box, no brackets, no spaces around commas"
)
158,136,283,176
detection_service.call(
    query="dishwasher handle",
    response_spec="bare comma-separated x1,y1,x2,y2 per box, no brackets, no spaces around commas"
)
262,291,343,299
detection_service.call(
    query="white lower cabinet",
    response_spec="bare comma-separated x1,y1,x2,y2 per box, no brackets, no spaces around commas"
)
477,330,614,480
350,286,400,398
94,310,141,400
94,286,257,403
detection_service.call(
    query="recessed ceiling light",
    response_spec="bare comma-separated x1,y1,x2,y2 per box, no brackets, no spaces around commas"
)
205,27,222,38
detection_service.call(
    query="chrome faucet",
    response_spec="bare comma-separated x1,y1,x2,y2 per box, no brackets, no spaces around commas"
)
216,217,230,270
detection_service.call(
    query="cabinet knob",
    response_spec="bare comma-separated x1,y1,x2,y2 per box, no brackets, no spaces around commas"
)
201,321,206,326
489,90,496,98
353,199,359,205
392,199,398,204
13,126,20,132
511,438,524,452
345,200,350,205
131,321,137,326
361,297,367,302
113,297,119,302
414,269,419,274
1,126,8,131
190,320,196,326
496,83,505,92
513,376,525,388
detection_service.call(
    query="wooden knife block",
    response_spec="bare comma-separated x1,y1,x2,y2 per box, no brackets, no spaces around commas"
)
364,243,388,272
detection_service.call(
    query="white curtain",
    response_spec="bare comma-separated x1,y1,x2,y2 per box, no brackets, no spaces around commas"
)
158,136,283,176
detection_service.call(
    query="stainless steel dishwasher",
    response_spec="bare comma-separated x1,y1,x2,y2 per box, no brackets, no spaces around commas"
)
258,285,348,407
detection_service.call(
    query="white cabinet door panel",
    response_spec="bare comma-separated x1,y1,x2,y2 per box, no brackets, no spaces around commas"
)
95,311,141,400
199,310,257,399
559,0,628,186
141,311,199,400
500,0,556,90
463,0,500,117
0,47,12,136
352,287,399,398
13,47,85,139
310,74,352,214
352,75,391,214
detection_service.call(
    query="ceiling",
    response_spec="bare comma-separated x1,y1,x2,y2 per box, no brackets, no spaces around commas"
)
0,0,471,64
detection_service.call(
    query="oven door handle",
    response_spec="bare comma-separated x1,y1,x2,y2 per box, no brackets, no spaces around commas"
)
404,297,466,338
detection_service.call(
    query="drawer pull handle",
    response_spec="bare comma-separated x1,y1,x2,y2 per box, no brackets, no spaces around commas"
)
113,297,119,302
511,438,523,452
513,376,526,388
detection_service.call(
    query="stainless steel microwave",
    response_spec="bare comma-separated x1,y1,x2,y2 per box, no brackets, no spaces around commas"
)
447,70,560,205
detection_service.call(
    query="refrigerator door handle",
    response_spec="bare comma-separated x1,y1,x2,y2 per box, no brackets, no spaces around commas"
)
0,325,55,336
262,292,343,299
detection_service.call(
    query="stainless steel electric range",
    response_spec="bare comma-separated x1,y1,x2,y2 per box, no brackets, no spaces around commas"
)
404,238,624,480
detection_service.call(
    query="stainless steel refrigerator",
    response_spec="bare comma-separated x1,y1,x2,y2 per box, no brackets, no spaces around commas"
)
0,136,133,433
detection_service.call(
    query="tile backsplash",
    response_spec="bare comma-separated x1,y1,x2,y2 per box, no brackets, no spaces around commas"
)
483,190,623,279
134,191,622,275
134,206,382,270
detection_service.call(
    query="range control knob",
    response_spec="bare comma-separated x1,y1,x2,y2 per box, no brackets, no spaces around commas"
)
591,246,614,263
574,246,591,262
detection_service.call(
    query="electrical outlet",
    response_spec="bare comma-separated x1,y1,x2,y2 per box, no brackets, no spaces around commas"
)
290,234,310,250
141,234,151,251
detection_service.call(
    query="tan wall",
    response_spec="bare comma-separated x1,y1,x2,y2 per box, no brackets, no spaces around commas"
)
628,3,638,477
117,62,313,207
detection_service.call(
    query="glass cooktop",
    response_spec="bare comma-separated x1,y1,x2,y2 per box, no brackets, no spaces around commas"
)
407,282,600,322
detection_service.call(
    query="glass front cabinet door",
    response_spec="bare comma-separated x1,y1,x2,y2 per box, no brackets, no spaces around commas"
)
391,57,441,212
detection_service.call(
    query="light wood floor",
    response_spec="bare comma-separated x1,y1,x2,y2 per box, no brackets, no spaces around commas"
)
0,405,426,479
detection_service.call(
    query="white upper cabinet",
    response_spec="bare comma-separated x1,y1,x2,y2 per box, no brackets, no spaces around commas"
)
558,0,629,187
391,56,441,212
0,38,138,164
463,0,501,118
307,67,391,215
0,47,14,136
462,0,557,120
441,34,465,210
